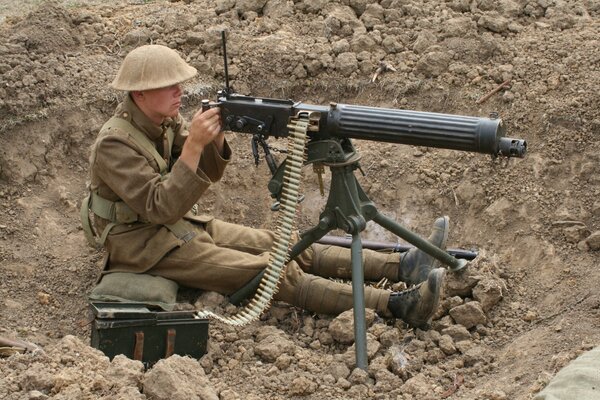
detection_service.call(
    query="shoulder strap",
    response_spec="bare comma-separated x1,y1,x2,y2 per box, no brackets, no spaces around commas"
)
103,117,169,175
165,126,175,166
80,194,99,248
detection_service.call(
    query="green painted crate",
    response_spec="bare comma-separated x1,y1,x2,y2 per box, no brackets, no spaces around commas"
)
90,302,209,367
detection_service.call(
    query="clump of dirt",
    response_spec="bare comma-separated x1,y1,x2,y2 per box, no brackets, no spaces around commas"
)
8,2,82,53
1,1,600,399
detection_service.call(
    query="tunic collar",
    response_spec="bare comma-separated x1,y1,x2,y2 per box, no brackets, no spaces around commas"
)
115,95,174,140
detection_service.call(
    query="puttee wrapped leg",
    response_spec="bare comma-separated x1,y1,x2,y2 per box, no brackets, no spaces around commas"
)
310,244,400,282
293,275,390,316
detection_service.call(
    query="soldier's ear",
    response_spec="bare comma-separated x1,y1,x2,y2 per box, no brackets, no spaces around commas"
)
130,91,143,100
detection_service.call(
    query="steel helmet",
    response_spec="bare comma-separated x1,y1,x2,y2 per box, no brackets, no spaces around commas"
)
111,45,197,91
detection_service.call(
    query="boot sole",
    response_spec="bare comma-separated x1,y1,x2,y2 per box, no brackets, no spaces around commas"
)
431,216,450,269
428,268,446,306
416,268,446,330
433,215,450,250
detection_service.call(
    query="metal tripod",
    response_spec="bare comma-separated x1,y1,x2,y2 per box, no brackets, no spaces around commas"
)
284,156,466,369
231,137,467,369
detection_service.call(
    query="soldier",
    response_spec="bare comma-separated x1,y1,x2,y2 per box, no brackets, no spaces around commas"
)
81,44,448,330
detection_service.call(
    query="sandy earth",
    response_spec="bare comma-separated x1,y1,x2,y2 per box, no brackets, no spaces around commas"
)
0,0,599,399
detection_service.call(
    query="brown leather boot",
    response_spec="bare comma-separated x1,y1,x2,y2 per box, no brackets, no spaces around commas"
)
388,268,445,330
398,216,449,286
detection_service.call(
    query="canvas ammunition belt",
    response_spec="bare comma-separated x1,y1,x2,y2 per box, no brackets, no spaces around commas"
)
196,115,309,326
80,191,195,248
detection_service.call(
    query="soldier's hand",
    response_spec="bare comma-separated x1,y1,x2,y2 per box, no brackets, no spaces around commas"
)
180,107,222,171
187,107,222,151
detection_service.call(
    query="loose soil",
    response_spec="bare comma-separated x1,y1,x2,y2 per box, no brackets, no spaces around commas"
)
1,1,599,399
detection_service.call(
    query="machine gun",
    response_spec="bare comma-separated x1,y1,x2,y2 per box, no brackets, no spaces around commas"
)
199,31,527,370
206,32,525,205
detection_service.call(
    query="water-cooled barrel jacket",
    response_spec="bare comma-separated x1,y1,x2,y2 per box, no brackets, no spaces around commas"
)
89,95,231,272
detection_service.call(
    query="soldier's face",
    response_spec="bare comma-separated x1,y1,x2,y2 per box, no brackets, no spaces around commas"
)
134,84,183,123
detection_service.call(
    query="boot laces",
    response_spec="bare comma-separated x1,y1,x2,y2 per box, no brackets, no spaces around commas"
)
391,281,423,298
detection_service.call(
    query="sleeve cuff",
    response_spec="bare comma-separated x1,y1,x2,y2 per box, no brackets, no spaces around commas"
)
215,139,232,161
171,158,212,191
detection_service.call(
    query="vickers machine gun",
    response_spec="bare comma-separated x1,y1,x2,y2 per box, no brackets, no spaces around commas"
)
198,32,527,369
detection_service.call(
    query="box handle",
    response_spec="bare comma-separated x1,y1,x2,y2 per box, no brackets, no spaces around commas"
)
133,331,144,361
165,329,176,357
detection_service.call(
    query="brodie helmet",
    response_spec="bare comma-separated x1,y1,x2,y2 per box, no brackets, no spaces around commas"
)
111,44,197,91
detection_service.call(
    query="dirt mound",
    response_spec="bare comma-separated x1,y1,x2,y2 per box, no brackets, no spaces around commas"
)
9,2,81,53
1,1,600,399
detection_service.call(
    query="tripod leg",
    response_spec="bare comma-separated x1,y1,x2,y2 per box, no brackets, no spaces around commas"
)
373,212,467,271
350,232,368,370
289,222,333,259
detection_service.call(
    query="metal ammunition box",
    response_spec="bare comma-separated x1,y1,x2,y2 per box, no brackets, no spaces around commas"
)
90,302,209,366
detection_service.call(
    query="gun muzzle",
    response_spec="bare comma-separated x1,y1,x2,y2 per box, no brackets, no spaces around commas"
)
498,137,527,158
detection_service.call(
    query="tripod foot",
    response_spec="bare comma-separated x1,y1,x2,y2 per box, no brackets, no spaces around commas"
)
449,258,468,272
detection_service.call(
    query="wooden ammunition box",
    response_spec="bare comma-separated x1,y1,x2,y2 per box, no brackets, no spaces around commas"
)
90,302,209,367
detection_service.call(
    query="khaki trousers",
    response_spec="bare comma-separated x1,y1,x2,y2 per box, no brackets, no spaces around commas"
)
147,218,399,316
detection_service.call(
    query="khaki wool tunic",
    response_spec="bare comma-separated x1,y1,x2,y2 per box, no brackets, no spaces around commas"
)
90,95,399,316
